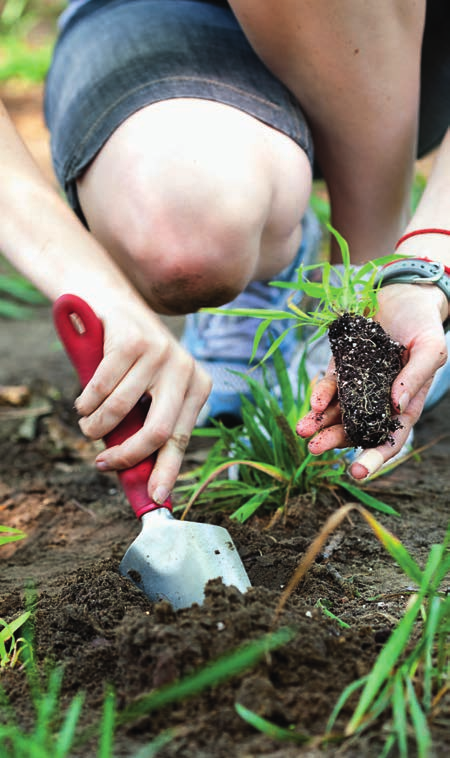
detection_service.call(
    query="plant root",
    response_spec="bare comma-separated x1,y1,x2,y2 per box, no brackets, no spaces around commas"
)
328,313,404,448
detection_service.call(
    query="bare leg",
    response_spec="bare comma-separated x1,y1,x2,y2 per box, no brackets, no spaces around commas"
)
77,98,312,315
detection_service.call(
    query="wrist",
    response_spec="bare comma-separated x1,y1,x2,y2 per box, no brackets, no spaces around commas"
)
375,257,450,331
395,228,450,272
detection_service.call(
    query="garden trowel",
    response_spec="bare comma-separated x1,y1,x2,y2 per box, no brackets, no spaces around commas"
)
53,294,251,609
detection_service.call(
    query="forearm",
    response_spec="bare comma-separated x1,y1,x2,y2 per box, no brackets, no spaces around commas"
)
229,0,426,262
397,130,450,261
0,100,150,318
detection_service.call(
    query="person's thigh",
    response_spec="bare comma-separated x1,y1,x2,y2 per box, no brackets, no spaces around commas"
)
44,0,313,220
45,0,314,309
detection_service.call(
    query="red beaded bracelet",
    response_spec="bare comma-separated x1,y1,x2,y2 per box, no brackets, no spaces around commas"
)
393,228,450,275
395,228,450,250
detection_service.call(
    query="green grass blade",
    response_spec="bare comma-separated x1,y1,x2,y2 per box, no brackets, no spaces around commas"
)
240,412,274,464
255,326,298,363
392,673,408,758
338,481,400,517
54,693,85,758
325,676,368,733
235,702,310,744
202,306,295,320
0,300,34,319
405,677,432,758
0,611,30,647
231,490,272,522
250,319,274,362
272,348,295,416
420,541,447,592
132,731,175,757
34,667,64,743
361,512,424,587
0,524,27,546
316,600,351,629
97,688,115,758
285,277,326,300
422,595,442,711
310,190,330,225
346,593,424,734
0,274,48,304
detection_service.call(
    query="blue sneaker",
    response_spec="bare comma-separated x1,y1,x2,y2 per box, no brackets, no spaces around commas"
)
182,209,322,426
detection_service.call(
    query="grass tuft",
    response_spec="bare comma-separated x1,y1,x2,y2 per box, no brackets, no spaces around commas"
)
177,346,398,522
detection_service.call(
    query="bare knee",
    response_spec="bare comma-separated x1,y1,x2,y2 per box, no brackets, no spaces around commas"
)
133,208,259,314
77,100,311,314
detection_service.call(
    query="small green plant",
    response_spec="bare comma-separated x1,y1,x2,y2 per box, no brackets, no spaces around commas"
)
233,508,450,757
0,524,26,546
1,525,29,670
326,517,450,758
204,226,403,449
0,665,98,757
0,625,293,756
177,347,398,523
0,611,31,669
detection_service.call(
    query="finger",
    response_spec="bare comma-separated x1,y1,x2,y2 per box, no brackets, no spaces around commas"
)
391,332,448,413
348,423,412,480
79,358,155,439
307,423,350,455
296,400,341,438
94,363,210,474
348,385,428,480
75,348,137,417
147,387,209,503
310,374,338,412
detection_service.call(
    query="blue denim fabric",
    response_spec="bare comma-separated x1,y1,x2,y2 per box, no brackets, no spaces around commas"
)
44,0,313,221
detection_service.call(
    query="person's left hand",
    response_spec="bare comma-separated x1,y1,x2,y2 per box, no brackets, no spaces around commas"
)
296,281,448,479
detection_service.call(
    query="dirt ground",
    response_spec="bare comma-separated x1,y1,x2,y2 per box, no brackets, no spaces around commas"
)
1,84,449,757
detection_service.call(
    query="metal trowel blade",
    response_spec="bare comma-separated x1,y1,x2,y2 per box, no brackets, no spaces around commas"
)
119,509,251,610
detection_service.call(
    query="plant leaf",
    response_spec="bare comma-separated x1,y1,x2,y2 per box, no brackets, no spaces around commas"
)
338,481,400,517
235,702,310,744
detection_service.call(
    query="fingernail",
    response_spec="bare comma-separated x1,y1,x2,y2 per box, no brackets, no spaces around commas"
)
96,458,110,471
348,449,384,479
398,392,410,413
153,486,170,505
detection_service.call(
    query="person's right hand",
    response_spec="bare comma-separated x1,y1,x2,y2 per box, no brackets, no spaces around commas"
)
73,298,212,504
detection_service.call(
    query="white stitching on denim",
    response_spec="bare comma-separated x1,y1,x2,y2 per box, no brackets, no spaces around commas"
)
65,74,287,175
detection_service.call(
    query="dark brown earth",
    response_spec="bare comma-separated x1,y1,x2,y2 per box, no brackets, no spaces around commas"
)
329,313,404,448
1,84,449,758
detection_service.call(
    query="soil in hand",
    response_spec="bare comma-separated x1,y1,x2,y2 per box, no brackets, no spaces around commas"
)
328,313,404,447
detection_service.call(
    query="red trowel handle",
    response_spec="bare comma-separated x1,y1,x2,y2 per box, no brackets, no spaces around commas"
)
53,294,172,518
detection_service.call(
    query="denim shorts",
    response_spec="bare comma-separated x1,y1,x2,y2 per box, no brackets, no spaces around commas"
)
45,0,450,222
44,0,313,221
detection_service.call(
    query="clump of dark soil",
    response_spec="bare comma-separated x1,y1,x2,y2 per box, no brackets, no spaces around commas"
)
328,313,404,447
